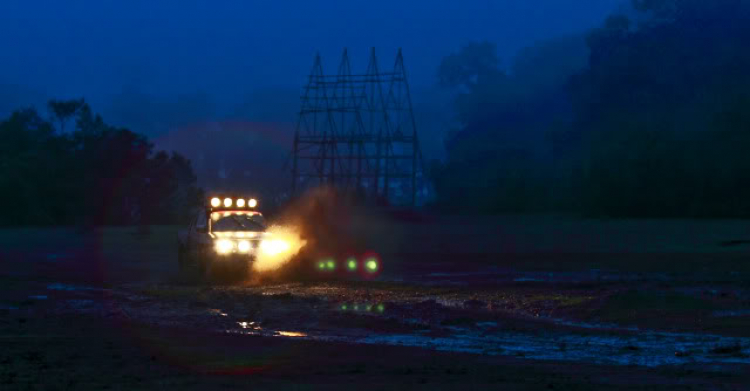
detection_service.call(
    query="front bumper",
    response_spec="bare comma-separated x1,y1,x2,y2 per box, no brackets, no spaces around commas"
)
208,252,256,264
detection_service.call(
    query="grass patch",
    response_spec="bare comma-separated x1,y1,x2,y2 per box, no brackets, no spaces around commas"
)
137,285,198,301
603,290,714,313
523,294,595,307
595,290,718,329
710,342,744,355
440,317,476,327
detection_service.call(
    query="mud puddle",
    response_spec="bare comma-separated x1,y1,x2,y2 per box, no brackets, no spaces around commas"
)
355,325,750,367
40,281,750,370
223,303,750,368
418,268,677,284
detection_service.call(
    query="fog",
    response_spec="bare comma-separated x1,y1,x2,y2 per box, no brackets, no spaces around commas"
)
0,0,621,139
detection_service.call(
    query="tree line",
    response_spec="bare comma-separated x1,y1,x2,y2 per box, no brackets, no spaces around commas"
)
0,99,202,226
431,0,750,218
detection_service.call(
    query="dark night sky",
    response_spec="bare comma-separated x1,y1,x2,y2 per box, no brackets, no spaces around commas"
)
0,0,623,162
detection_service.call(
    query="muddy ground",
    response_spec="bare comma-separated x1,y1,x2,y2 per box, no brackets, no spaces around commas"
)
1,215,750,389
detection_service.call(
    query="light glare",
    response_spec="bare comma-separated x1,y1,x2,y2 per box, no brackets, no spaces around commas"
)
210,197,221,207
248,198,258,208
215,239,234,254
236,199,246,208
223,198,233,207
237,240,251,253
260,239,290,256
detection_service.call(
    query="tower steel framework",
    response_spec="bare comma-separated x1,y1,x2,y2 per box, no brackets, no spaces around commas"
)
290,48,425,206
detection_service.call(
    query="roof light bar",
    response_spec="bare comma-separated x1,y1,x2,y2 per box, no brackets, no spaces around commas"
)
208,197,259,209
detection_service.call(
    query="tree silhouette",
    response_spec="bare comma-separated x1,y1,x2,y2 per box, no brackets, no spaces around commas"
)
0,100,201,226
48,98,85,133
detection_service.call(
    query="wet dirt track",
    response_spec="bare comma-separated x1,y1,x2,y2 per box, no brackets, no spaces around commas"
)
34,276,750,369
2,219,750,389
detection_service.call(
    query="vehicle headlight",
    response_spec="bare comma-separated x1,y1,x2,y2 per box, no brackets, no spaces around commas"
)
237,240,251,253
236,199,246,208
210,197,221,207
223,198,233,207
259,239,290,256
248,198,258,208
215,239,234,254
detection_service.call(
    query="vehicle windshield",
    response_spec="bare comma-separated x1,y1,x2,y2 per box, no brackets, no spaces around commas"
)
211,212,266,232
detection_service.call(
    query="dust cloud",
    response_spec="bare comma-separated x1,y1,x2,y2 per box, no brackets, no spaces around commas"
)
248,186,403,281
252,224,307,273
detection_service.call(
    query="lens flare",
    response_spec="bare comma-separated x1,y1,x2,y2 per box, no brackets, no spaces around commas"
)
347,258,357,271
252,225,307,273
365,258,379,272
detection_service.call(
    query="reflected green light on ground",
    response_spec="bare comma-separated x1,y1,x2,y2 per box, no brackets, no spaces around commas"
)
340,303,383,313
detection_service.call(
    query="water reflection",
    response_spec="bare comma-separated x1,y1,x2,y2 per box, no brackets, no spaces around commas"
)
238,321,261,330
338,302,386,313
276,331,307,337
209,309,228,317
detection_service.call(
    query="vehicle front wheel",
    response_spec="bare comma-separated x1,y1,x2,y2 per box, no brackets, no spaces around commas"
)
205,260,248,284
177,245,205,282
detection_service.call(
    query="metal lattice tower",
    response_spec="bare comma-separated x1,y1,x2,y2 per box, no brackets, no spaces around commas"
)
290,48,424,206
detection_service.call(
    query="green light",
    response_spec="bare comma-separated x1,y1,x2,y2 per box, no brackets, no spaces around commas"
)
353,305,359,311
347,258,357,271
317,261,326,270
366,305,373,311
326,260,335,270
341,304,348,310
365,258,378,272
377,304,385,312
